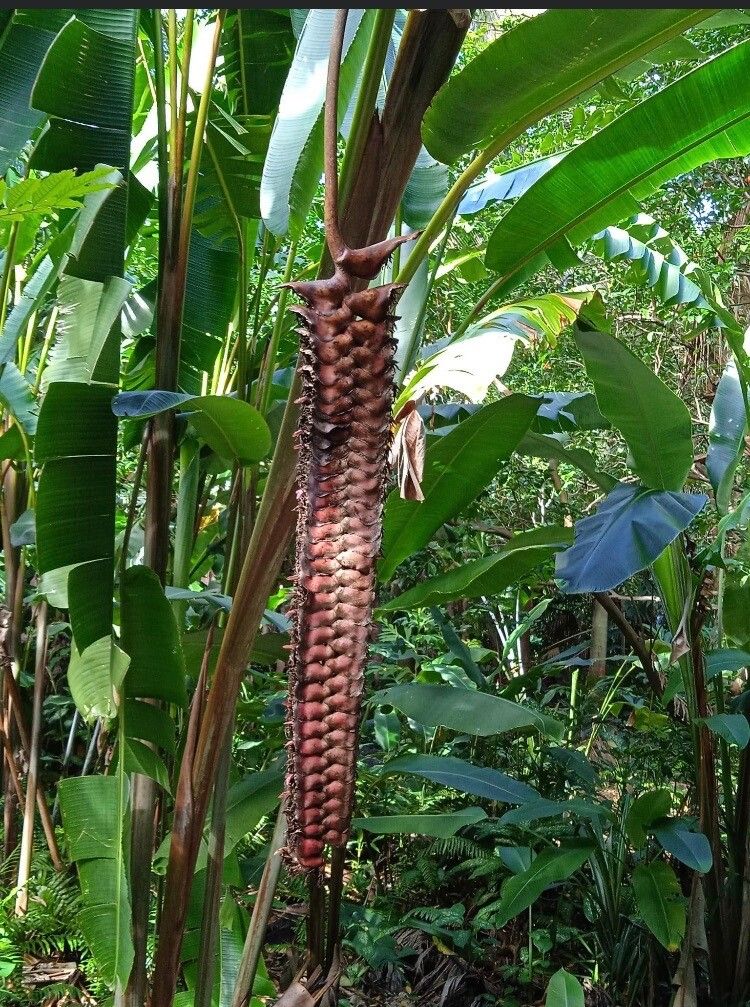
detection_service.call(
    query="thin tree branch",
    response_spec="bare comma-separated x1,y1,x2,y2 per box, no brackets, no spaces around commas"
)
593,592,663,697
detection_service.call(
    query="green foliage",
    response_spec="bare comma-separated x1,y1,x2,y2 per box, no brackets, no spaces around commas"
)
632,861,685,951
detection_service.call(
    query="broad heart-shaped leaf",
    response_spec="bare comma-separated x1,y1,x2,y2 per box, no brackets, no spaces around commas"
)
703,713,750,748
546,969,585,1007
380,394,539,580
556,483,707,594
653,819,713,873
486,38,750,277
120,566,187,707
491,841,595,928
112,391,271,464
260,9,375,236
376,683,564,740
633,861,686,951
707,360,748,513
625,788,672,846
381,527,571,612
352,807,486,839
422,9,711,164
575,329,693,491
380,754,539,805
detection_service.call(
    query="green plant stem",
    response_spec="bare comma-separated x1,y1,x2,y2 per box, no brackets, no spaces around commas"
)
119,430,148,584
177,10,225,272
230,804,287,1007
714,556,734,829
152,10,169,275
256,241,297,417
172,437,200,624
167,10,179,180
194,722,233,1007
15,601,48,915
176,8,195,172
0,220,19,331
398,219,454,381
567,667,579,746
31,305,57,396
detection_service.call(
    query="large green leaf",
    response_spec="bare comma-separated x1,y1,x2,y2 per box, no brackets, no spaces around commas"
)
486,39,750,276
556,482,706,594
499,798,609,827
352,807,486,839
575,328,693,491
545,969,585,1007
0,11,65,173
31,14,136,175
68,636,129,724
112,391,271,464
625,789,672,846
423,10,711,164
58,775,133,989
0,362,37,436
120,566,187,707
376,683,563,740
0,166,115,225
222,9,295,117
381,527,570,611
44,274,131,386
398,294,588,407
490,841,595,927
591,218,711,311
707,359,748,513
381,754,539,804
653,819,713,873
380,394,539,580
260,9,376,236
457,154,563,216
517,431,615,494
223,767,284,854
702,713,750,749
401,148,449,230
633,861,685,951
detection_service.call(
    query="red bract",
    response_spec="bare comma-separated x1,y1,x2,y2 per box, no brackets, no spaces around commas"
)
285,241,406,873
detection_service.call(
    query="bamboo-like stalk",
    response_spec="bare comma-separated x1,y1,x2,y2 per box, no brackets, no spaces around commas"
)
128,15,226,1006
15,602,48,914
194,719,233,1007
52,709,80,823
2,651,61,869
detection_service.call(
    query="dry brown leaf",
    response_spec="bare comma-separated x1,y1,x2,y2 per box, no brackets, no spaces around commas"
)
273,981,316,1007
393,403,426,501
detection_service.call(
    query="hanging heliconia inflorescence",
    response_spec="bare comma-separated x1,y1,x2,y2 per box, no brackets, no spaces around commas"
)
283,10,413,873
